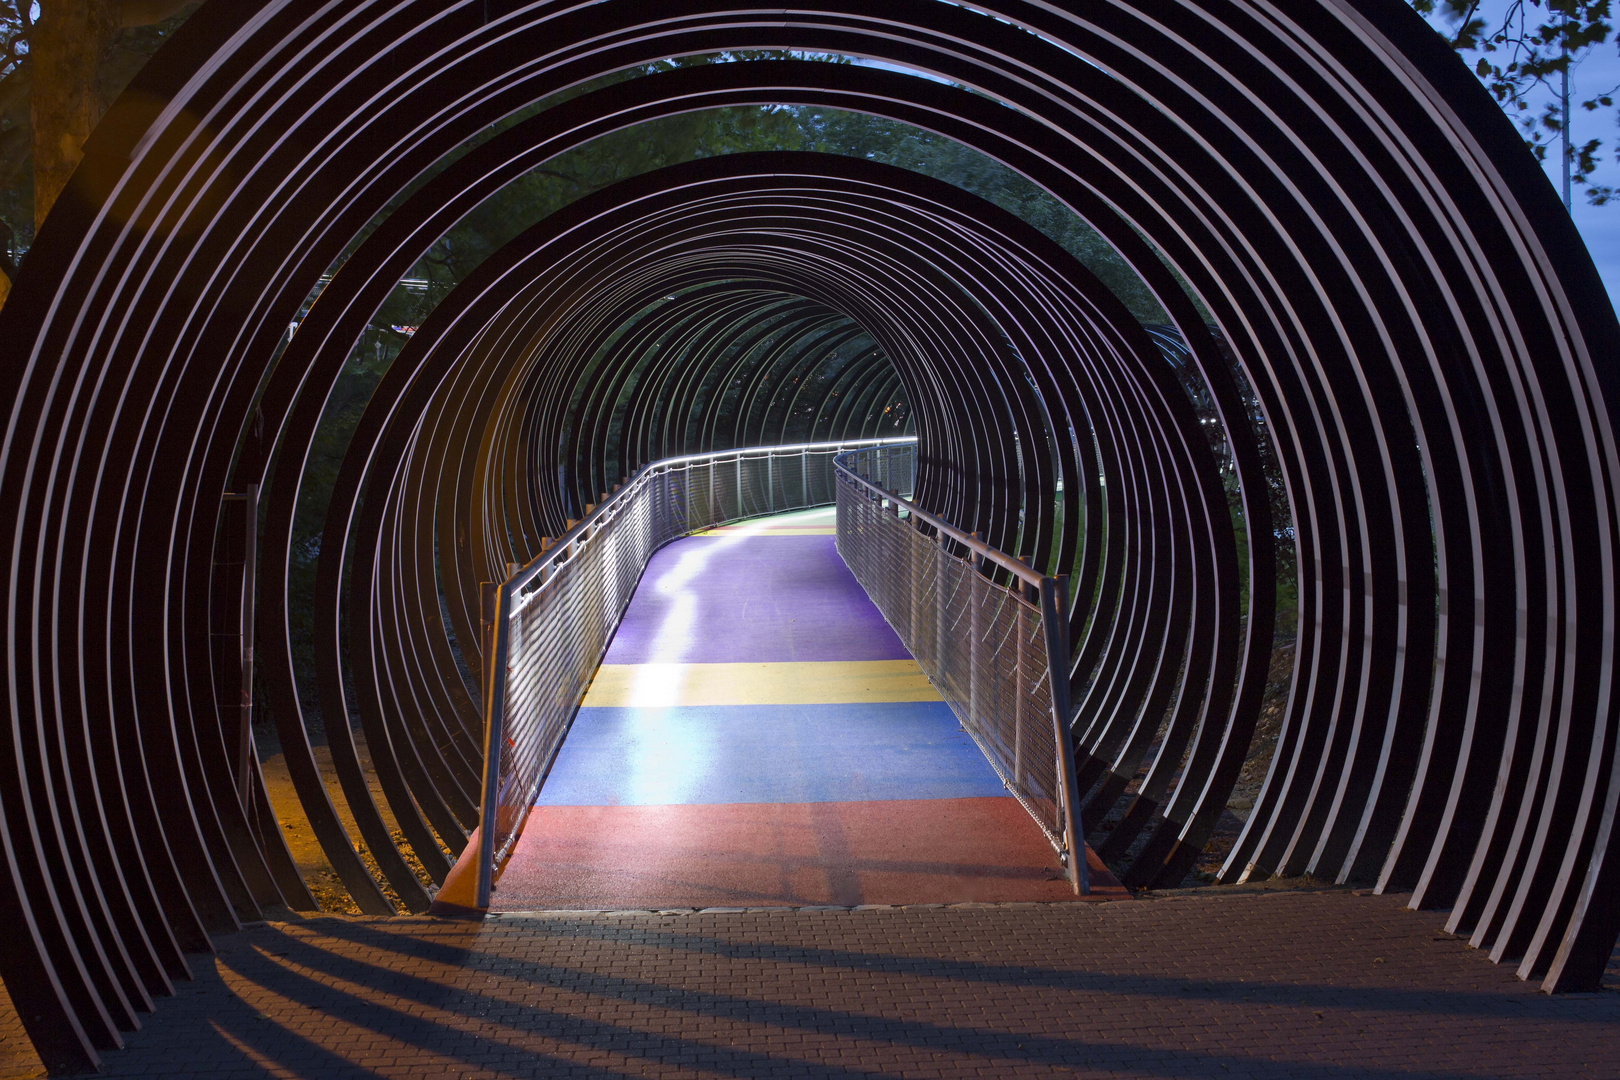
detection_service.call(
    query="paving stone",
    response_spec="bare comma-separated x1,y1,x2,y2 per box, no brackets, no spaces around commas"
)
2,888,1617,1078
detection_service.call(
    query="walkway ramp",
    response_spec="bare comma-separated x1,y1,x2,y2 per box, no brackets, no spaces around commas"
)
492,507,1123,909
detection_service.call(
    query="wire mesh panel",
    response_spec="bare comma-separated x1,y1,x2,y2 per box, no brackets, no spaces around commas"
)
473,438,916,903
838,442,916,496
834,445,1083,888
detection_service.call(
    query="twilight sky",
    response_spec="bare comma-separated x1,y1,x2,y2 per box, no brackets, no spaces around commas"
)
1425,4,1620,309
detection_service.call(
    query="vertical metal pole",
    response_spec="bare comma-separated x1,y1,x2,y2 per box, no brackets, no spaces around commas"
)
1039,576,1086,895
1014,589,1025,793
908,514,919,657
895,497,909,644
475,580,507,910
802,447,808,506
935,534,945,690
237,485,259,815
969,533,983,735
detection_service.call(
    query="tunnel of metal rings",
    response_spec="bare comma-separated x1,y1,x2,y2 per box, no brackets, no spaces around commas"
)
3,1,1620,1072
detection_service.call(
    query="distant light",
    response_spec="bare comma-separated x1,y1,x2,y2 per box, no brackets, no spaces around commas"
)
391,325,418,336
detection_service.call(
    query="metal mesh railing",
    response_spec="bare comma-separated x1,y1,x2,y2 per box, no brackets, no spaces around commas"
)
471,438,915,906
834,445,1087,893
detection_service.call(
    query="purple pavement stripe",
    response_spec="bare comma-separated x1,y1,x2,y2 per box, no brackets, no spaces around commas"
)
604,533,909,663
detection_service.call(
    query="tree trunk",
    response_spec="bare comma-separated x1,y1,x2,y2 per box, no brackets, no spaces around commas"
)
30,0,118,230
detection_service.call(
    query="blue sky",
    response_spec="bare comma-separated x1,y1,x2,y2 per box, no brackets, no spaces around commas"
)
1422,4,1620,308
1560,42,1620,306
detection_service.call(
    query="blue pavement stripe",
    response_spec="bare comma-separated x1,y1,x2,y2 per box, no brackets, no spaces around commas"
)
536,701,1011,807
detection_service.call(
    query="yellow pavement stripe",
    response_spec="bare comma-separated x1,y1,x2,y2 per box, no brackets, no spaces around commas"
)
692,526,836,536
582,660,940,707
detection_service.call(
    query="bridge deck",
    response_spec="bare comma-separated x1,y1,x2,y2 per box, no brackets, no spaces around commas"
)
493,506,1121,910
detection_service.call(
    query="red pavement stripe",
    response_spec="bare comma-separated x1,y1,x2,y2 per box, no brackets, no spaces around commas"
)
492,797,1125,910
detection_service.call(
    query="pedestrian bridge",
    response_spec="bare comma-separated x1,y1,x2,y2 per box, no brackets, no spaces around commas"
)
503,504,1093,909
433,440,1122,915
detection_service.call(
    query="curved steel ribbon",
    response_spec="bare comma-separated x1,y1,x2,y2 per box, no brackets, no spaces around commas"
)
0,1,1616,1069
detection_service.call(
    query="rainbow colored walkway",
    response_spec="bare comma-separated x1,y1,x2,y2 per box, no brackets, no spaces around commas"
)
493,506,1122,909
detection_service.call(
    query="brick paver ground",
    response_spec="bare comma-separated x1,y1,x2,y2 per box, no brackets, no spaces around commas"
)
4,885,1617,1078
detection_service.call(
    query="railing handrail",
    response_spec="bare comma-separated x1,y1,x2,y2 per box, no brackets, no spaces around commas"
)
505,436,919,598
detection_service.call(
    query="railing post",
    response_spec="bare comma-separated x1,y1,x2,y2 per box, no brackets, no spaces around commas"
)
1039,576,1086,895
1018,556,1034,792
475,580,507,910
908,515,919,656
1015,587,1025,793
934,531,945,688
236,486,258,815
969,532,982,734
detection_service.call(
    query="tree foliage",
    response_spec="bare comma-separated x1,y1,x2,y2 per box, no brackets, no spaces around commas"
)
1412,0,1619,202
0,1,32,282
0,0,192,282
